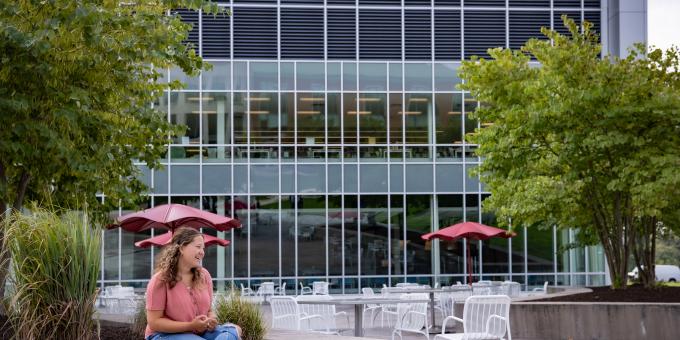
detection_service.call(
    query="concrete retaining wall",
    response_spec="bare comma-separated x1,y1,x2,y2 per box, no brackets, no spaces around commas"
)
507,302,680,340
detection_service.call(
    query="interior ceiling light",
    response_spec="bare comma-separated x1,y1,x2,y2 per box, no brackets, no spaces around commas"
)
358,97,381,102
409,97,429,102
249,97,271,102
398,111,422,115
447,111,462,115
249,110,269,114
191,110,217,114
299,97,325,102
297,110,321,115
187,96,214,101
347,110,372,115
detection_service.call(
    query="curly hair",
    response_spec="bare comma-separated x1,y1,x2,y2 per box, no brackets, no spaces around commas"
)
155,227,204,289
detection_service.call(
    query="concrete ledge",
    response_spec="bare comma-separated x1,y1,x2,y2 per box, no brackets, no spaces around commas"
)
509,302,680,340
265,329,380,340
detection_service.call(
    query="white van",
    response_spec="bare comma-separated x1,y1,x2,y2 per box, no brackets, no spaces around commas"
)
628,265,680,282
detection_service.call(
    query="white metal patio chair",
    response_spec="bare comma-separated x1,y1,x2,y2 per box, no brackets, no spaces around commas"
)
240,283,254,296
274,282,287,295
296,295,351,334
299,282,313,295
362,287,382,327
532,281,548,294
391,293,430,340
435,295,511,340
270,296,324,331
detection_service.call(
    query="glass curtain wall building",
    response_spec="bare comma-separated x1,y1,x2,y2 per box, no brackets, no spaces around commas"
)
102,0,610,293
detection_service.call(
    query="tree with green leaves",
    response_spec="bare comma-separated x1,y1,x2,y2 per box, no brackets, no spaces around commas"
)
0,1,224,299
459,17,680,289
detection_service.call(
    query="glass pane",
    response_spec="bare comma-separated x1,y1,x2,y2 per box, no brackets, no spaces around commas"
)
360,164,388,192
527,227,554,273
359,93,387,144
391,195,405,276
281,62,295,90
343,62,357,91
103,228,119,280
170,165,200,193
328,93,342,144
231,195,248,278
359,63,387,91
249,62,278,90
170,66,199,90
463,93,478,136
465,164,480,191
250,196,280,277
343,93,358,144
344,195,358,275
481,211,509,275
361,195,389,275
435,93,463,144
280,93,295,145
389,63,403,91
251,165,279,193
249,92,279,144
438,195,465,275
388,93,403,144
390,164,403,192
434,63,461,91
170,92,200,144
436,164,464,192
233,61,247,90
406,195,432,275
328,195,343,276
465,194,479,222
202,165,231,194
297,93,325,144
344,164,357,192
202,93,231,144
404,63,432,91
297,62,325,91
556,228,570,272
328,62,342,90
328,165,342,192
203,61,230,90
512,227,526,273
406,164,433,192
404,94,432,145
233,93,247,144
297,165,325,193
297,195,326,276
203,196,232,284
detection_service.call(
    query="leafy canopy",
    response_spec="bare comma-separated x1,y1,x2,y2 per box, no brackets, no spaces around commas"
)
0,0,223,214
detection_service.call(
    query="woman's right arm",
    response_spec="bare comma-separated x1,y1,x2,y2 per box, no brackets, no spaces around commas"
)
147,310,208,333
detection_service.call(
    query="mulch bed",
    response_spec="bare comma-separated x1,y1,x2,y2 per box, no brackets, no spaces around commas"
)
531,284,680,303
0,315,139,340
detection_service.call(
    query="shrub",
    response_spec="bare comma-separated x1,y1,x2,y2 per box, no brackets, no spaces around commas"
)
214,291,266,340
2,209,101,340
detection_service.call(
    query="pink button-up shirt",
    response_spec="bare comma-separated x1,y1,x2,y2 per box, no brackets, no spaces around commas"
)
145,268,213,338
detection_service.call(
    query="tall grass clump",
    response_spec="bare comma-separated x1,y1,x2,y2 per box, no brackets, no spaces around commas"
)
130,298,147,338
214,291,266,340
2,209,101,340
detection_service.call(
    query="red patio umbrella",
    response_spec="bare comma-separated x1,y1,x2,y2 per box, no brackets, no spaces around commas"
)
134,231,230,248
107,203,241,233
422,221,515,285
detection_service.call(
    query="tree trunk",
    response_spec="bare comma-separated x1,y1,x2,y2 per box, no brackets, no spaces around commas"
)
0,170,30,307
633,216,657,288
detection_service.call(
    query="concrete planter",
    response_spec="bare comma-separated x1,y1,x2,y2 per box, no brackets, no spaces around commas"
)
508,302,680,340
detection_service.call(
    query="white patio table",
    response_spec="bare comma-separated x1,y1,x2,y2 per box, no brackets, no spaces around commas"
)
296,296,429,337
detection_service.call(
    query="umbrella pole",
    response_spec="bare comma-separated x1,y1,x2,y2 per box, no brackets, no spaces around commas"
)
467,238,472,285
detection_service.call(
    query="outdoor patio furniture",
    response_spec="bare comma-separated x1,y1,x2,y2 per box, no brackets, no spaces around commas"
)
312,281,329,295
361,287,382,327
274,282,287,296
256,282,276,303
299,282,312,295
270,296,324,331
391,293,430,340
240,283,254,296
532,281,549,294
435,295,511,340
296,295,350,334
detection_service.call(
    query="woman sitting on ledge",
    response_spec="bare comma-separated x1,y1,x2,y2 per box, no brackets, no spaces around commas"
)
145,227,242,340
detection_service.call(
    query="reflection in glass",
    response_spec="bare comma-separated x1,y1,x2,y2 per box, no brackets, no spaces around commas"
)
390,195,405,278
202,93,231,145
343,93,358,144
297,93,325,144
297,62,325,91
281,62,295,91
435,93,463,144
359,93,387,144
344,195,358,276
154,92,169,116
203,61,231,90
434,63,461,91
249,62,278,90
170,92,200,144
250,196,280,277
230,196,248,278
406,195,431,275
389,63,402,91
328,196,342,276
234,62,247,90
481,211,509,275
359,63,387,91
327,93,342,144
233,93,247,144
297,195,326,277
281,196,295,276
388,94,403,144
438,195,465,275
463,93,478,137
170,66,199,90
104,227,119,280
466,194,479,222
343,62,357,91
404,94,432,145
281,93,295,145
526,226,553,273
249,92,278,144
404,63,432,91
361,195,389,275
327,63,342,90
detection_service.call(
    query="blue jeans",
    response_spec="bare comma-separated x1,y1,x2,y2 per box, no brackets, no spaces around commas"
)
147,324,239,340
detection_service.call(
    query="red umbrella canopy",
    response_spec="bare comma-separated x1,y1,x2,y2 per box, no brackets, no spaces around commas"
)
134,231,230,248
421,221,515,241
108,204,241,233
